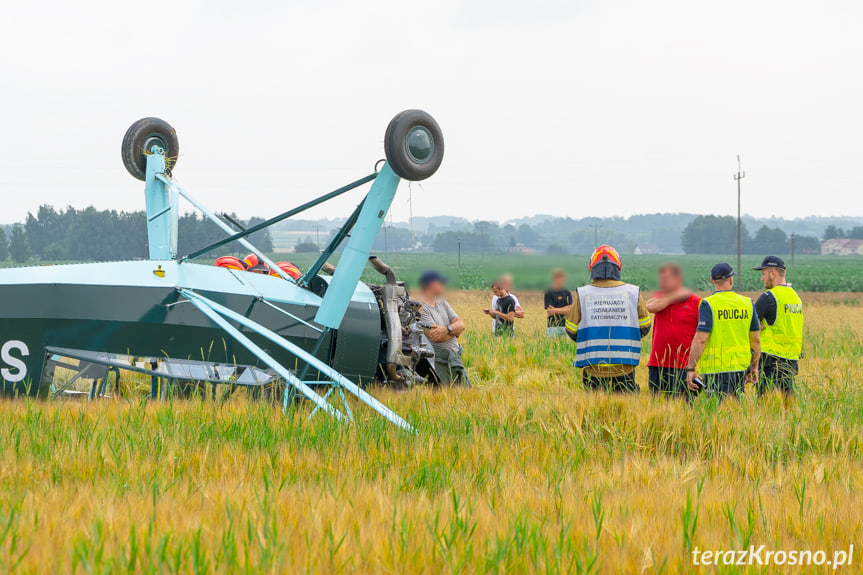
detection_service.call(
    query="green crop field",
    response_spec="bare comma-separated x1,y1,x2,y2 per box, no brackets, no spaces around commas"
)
10,253,860,292
0,254,862,573
0,291,861,573
278,252,863,292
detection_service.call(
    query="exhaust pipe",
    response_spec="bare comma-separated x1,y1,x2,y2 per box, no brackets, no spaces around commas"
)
369,256,406,381
368,256,396,285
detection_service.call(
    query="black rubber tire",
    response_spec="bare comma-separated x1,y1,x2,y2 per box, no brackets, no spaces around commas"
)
121,117,179,181
384,110,444,181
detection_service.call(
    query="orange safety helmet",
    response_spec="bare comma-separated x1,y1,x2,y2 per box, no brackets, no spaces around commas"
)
589,245,622,270
214,256,247,270
243,253,270,274
270,261,302,280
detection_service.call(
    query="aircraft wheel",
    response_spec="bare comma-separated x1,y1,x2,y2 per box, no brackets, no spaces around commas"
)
121,117,179,181
384,110,443,181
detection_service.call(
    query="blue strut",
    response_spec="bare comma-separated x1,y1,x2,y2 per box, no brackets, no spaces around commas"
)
144,148,178,260
315,162,401,329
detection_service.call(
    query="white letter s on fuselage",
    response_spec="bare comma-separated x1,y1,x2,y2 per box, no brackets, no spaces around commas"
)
1,340,29,383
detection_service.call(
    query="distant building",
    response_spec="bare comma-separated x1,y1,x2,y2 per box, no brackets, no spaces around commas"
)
508,243,536,255
634,243,661,255
822,238,863,256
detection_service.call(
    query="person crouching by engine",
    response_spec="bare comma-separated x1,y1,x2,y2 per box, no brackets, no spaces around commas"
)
565,245,651,393
418,270,469,387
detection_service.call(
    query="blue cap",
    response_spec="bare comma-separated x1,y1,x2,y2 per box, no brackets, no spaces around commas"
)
711,262,736,280
753,255,786,270
418,269,447,288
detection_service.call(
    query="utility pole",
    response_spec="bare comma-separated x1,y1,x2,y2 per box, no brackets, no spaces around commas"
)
734,155,745,284
313,224,321,251
477,222,488,263
791,233,796,265
590,222,603,249
457,237,462,269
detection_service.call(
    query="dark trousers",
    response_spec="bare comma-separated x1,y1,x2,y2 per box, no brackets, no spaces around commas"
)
701,371,746,399
757,353,798,396
583,371,639,394
648,366,696,399
432,346,470,387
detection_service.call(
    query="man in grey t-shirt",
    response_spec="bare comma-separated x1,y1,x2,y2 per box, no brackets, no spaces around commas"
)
418,270,469,386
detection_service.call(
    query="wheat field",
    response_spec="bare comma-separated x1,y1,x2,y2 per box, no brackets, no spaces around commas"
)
0,291,860,573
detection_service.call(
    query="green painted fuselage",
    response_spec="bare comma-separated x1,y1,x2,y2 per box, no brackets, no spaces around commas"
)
0,261,381,396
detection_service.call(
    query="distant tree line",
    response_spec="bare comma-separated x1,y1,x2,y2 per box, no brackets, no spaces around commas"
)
0,205,273,264
680,215,821,255
0,206,854,261
426,221,640,255
823,225,863,240
273,213,863,255
422,217,826,256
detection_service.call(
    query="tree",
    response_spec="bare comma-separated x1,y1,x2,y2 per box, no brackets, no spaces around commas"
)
431,230,496,253
294,237,320,253
42,243,66,261
681,215,751,254
0,228,8,261
792,235,821,254
516,224,542,248
25,205,64,259
9,225,30,263
246,217,274,252
824,225,845,240
752,225,788,254
847,226,863,240
372,226,413,252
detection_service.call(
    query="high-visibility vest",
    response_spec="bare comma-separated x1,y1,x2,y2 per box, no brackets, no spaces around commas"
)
761,285,803,360
574,284,642,368
700,291,754,374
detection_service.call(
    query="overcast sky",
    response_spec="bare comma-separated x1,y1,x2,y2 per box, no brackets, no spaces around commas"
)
1,0,861,225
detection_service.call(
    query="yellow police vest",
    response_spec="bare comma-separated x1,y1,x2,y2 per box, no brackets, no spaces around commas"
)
761,285,803,360
700,291,754,374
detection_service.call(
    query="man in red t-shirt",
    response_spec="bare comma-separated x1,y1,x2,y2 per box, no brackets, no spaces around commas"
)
646,263,701,397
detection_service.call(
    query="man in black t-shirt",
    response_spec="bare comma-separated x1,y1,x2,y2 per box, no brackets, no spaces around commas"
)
544,269,573,337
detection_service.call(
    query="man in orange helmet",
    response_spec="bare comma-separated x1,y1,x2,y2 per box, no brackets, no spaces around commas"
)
565,245,651,393
242,254,270,274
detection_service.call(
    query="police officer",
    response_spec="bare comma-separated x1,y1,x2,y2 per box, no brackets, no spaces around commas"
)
686,263,761,398
753,256,803,396
565,245,651,393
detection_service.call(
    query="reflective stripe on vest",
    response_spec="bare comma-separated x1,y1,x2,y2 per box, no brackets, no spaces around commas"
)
574,284,641,368
700,291,753,374
761,285,803,360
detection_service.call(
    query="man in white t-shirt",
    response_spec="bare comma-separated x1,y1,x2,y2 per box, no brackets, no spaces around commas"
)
490,274,524,331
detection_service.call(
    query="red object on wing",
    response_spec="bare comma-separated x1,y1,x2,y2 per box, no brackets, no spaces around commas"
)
214,256,247,270
271,261,302,280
